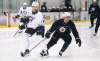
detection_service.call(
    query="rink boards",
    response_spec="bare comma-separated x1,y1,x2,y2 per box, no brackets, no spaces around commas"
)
0,12,91,28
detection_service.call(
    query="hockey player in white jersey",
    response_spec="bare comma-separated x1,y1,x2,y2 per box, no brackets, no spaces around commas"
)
13,2,29,34
20,1,45,57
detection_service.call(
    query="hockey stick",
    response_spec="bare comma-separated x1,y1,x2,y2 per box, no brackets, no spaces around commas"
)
13,30,20,37
13,25,27,37
30,38,47,52
20,38,47,57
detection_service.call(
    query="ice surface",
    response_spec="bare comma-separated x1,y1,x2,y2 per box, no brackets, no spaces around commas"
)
0,23,100,61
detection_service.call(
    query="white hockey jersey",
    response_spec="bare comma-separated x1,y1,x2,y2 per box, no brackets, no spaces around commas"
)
18,7,30,17
26,8,44,29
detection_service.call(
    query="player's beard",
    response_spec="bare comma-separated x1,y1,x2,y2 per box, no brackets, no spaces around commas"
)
32,10,38,14
64,19,69,23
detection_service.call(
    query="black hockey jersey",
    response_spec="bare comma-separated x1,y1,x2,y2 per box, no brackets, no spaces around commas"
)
47,19,80,39
88,4,99,15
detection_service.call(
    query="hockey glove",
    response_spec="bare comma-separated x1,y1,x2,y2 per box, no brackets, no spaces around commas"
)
45,31,51,39
19,24,25,30
76,38,81,47
15,15,20,18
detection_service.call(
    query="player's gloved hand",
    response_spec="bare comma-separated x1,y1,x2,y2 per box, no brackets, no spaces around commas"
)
19,24,25,30
15,15,20,18
76,38,81,47
45,32,51,39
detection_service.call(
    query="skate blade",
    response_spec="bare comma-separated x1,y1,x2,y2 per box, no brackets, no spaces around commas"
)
20,52,30,57
20,52,25,57
40,53,49,57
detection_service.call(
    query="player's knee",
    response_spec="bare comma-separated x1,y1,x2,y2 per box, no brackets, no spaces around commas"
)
50,37,58,44
47,38,57,49
25,28,36,36
65,41,71,46
64,39,71,45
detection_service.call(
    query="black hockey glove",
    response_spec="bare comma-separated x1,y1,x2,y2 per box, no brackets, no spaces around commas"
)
15,15,20,18
45,31,51,39
76,38,81,47
19,24,25,30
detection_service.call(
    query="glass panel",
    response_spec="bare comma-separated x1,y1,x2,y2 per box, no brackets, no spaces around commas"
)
0,0,3,12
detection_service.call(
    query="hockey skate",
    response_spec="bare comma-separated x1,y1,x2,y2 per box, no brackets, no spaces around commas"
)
59,51,63,56
89,25,94,28
18,30,23,33
20,49,30,57
40,50,49,56
93,33,97,36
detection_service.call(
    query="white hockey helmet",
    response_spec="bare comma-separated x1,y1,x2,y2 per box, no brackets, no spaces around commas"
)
93,0,97,3
23,2,27,6
62,12,71,18
23,2,27,9
93,0,96,2
32,1,39,6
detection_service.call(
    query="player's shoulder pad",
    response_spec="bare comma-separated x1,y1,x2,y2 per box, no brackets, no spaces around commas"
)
38,11,43,15
27,7,32,12
57,19,64,22
37,11,44,17
68,20,74,23
53,19,63,24
68,20,76,26
69,20,73,22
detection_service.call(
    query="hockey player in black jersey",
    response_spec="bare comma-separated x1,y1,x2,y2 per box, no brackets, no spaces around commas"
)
40,12,81,56
93,6,100,36
88,0,99,28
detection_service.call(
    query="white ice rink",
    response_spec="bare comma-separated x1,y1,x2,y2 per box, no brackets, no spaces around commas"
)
0,22,100,61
